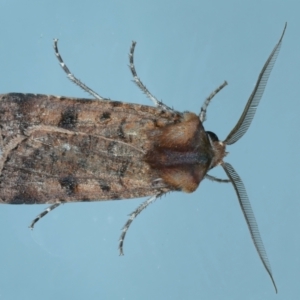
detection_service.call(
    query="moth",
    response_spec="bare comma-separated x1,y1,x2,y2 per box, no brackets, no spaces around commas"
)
0,24,286,292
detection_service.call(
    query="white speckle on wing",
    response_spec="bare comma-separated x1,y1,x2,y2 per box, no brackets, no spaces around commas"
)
62,143,71,151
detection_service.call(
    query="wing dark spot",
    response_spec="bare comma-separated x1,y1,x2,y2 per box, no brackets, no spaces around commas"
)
100,112,111,121
118,160,129,177
117,119,126,139
98,180,111,192
59,175,78,195
58,108,78,129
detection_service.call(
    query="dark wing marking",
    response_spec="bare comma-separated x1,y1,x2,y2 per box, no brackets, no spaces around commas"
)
224,23,286,145
222,162,277,293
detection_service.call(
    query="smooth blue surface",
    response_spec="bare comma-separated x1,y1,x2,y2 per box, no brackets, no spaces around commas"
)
0,1,299,299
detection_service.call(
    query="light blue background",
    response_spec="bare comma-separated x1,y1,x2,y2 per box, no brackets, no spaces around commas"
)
0,1,299,299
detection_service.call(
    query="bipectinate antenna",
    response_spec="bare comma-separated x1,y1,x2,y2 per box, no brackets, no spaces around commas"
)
223,23,286,145
222,162,277,293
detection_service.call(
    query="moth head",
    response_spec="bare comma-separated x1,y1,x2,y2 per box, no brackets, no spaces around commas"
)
206,131,227,169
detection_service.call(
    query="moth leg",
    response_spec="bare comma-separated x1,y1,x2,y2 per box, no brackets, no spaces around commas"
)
205,174,230,183
129,42,174,112
29,203,61,229
199,81,227,122
119,192,164,256
53,39,104,100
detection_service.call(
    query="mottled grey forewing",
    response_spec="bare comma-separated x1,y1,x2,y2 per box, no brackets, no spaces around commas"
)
0,94,179,204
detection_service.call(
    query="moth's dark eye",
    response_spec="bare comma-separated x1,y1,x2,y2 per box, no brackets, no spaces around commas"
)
206,131,219,142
